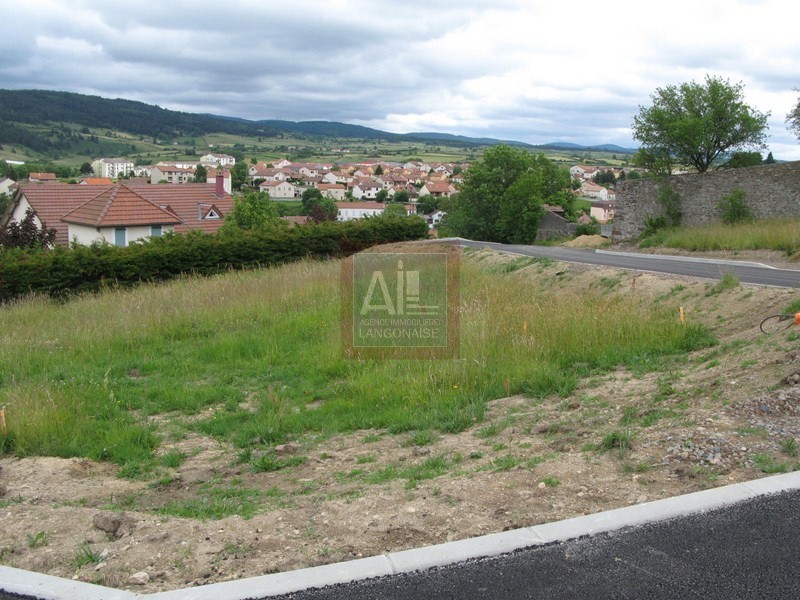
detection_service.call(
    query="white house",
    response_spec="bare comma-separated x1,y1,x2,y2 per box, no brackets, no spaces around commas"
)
0,177,18,197
580,181,610,200
200,153,235,166
352,182,382,200
336,201,385,221
259,180,297,200
150,164,195,185
2,180,233,247
91,158,134,179
570,165,599,180
318,183,346,201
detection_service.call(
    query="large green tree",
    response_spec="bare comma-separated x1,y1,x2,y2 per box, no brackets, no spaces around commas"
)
632,75,769,173
441,145,572,243
221,191,280,231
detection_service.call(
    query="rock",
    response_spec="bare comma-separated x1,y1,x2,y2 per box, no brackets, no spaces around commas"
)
275,442,302,456
0,483,6,497
129,571,150,585
92,512,128,537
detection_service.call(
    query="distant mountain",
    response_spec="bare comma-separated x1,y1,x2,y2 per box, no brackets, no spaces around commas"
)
539,141,636,153
0,89,636,157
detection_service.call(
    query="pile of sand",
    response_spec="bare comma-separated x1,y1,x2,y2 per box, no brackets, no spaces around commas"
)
562,234,608,248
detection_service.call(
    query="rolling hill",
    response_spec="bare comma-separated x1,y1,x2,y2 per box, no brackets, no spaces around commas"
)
0,89,636,159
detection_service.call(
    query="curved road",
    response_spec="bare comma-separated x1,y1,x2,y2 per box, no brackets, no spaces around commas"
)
443,239,800,289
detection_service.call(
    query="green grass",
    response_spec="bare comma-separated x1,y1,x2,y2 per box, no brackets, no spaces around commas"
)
0,256,715,469
639,219,800,255
705,272,740,296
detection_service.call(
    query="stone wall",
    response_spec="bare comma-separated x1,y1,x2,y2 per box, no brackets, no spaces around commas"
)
613,161,800,241
537,210,577,240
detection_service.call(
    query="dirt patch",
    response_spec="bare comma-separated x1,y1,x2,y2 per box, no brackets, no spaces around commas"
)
562,234,609,248
2,249,800,593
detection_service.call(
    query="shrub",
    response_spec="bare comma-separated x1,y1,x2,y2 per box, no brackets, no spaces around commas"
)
575,221,600,236
718,188,754,224
0,216,429,303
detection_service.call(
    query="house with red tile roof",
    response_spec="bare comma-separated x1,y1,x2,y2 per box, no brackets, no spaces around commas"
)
28,172,58,183
63,185,182,246
2,177,233,247
418,181,456,198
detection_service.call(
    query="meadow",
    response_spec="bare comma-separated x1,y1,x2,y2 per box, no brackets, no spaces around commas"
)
639,218,800,255
0,251,713,475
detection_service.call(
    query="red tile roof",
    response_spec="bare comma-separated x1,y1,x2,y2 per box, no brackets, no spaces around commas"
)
13,183,234,245
80,177,115,185
62,185,182,227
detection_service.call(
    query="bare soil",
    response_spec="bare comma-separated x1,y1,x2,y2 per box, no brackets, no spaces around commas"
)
2,247,800,593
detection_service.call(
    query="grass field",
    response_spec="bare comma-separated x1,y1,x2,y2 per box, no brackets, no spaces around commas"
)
639,219,800,255
0,252,713,475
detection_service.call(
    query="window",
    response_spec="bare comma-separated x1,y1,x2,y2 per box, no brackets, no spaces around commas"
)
151,225,162,237
114,227,126,247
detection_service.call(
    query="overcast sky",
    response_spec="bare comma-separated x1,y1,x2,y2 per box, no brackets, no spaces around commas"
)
2,0,800,159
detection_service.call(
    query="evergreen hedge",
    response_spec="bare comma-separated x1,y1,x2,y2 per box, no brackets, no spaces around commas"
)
0,216,429,303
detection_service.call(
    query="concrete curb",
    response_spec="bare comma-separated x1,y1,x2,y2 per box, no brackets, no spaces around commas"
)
594,249,778,269
3,472,800,599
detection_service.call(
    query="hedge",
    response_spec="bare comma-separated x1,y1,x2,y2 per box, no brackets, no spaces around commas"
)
0,216,430,303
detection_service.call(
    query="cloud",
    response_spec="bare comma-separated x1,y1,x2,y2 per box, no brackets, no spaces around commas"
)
1,0,799,158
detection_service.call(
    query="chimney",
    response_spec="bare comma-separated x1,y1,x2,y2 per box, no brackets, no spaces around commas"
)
215,173,225,197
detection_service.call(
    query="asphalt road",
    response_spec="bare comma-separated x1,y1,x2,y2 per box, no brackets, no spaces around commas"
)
271,488,800,600
447,239,800,289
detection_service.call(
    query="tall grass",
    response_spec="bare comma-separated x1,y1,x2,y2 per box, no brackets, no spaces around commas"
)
639,219,800,255
0,256,714,465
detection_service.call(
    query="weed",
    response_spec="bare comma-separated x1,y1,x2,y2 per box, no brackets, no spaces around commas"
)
155,484,262,520
598,276,621,290
706,272,740,296
251,453,307,473
491,455,521,472
404,430,436,447
752,453,793,474
361,434,383,444
781,438,799,458
541,476,560,487
356,454,376,464
74,542,102,568
600,429,636,458
157,450,188,468
26,531,48,548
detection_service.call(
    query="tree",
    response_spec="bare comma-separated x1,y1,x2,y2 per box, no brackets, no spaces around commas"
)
193,164,208,183
720,151,762,169
308,197,338,223
301,188,324,214
374,164,384,175
221,191,280,231
375,189,389,203
417,195,438,215
632,75,769,173
441,145,572,243
0,208,56,249
79,162,93,176
764,151,777,164
787,89,800,141
382,203,408,217
392,189,411,205
230,162,248,191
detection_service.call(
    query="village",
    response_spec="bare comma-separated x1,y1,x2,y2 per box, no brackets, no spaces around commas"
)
0,152,627,248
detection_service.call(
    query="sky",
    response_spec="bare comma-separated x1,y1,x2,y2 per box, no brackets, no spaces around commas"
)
2,0,800,159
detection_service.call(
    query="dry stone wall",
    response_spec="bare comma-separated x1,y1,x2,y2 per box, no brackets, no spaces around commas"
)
613,161,800,241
